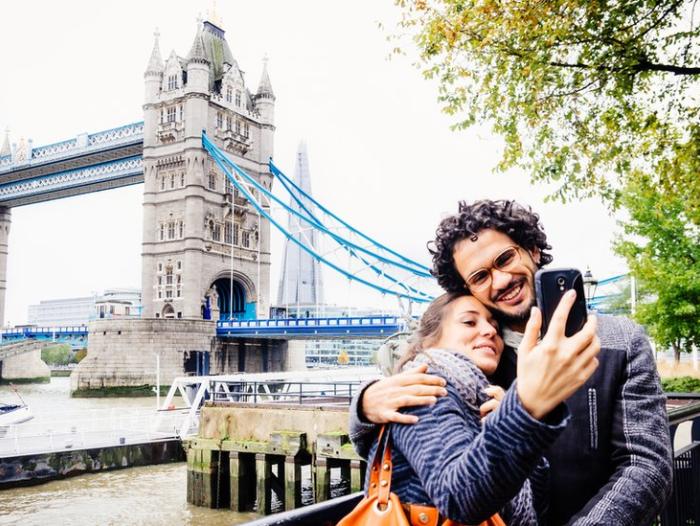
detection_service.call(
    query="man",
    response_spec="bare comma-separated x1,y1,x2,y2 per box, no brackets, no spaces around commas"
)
350,199,672,525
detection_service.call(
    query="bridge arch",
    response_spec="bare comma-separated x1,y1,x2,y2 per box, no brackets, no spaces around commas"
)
161,303,175,319
206,271,256,320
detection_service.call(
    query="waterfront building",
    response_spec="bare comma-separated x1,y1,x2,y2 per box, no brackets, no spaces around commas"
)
27,288,141,326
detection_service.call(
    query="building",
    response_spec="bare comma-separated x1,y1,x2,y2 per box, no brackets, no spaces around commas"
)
141,19,274,321
276,142,323,316
27,288,141,326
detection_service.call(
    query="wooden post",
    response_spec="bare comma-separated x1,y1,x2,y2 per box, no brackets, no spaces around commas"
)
256,453,271,515
230,451,256,512
350,459,364,493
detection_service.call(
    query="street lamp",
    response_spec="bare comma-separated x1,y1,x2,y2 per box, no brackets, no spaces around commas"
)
582,267,598,310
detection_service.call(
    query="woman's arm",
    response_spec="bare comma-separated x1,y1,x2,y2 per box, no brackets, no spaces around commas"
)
392,383,567,524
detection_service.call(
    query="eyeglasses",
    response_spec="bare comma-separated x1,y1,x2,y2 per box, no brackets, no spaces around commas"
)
465,246,522,292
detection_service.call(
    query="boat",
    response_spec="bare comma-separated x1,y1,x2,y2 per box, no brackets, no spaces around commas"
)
0,402,33,425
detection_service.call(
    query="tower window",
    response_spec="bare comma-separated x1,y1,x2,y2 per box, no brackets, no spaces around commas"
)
224,221,232,244
235,90,241,107
235,120,241,135
160,176,165,190
177,260,182,270
180,173,185,187
213,223,221,242
217,112,223,129
159,224,164,241
243,122,249,138
166,107,176,123
226,115,232,131
166,289,173,299
166,267,173,285
170,174,175,189
225,179,232,194
178,105,183,121
226,86,233,103
179,221,184,238
233,223,239,245
242,230,250,248
208,173,216,190
168,222,175,239
158,263,163,272
167,75,177,90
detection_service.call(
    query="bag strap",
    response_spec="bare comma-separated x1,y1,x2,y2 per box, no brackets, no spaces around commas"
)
367,425,393,507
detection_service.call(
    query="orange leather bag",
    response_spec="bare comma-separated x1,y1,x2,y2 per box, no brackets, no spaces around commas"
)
337,426,506,526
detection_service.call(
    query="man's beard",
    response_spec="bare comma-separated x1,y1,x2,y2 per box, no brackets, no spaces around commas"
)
491,277,535,328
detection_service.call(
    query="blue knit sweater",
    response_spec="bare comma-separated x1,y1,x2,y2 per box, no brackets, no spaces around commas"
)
363,376,569,525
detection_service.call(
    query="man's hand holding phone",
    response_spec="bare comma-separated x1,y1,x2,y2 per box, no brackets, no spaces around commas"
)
516,289,600,420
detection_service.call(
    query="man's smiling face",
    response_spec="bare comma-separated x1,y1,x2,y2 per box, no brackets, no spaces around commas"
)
452,229,541,326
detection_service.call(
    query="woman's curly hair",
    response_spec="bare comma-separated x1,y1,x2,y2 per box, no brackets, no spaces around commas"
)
428,200,553,293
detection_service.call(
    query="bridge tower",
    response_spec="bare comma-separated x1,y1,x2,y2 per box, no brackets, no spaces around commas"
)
141,19,274,322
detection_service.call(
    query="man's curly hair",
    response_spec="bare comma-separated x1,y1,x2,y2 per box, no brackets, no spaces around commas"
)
428,200,553,293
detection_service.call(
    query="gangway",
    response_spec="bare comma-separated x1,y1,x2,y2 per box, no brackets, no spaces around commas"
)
162,367,381,438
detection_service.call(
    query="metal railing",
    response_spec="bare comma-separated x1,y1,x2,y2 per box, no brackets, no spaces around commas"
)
209,380,360,406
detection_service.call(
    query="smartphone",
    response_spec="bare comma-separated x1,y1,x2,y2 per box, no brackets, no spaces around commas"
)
534,268,588,338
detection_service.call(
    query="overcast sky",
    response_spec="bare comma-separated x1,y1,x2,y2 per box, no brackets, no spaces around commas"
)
0,0,626,325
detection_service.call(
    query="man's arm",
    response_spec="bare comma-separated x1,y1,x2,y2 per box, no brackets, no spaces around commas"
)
569,321,673,525
348,364,447,458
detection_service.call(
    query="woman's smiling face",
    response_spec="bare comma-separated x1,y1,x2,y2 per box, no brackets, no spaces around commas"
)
431,295,504,375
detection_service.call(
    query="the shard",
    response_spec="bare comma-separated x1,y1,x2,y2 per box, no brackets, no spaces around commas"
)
276,142,324,315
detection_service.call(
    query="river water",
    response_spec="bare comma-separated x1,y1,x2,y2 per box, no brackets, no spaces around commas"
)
0,378,260,525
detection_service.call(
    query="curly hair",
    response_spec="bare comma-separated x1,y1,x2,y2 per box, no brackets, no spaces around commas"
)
428,200,553,293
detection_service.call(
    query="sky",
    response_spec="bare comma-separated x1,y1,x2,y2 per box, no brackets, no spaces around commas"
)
0,0,627,325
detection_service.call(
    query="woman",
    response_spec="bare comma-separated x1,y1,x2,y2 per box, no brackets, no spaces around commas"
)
359,290,598,525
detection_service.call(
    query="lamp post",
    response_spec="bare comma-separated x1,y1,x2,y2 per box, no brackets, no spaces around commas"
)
582,267,598,310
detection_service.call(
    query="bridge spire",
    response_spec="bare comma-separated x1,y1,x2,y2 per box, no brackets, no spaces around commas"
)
145,28,164,74
0,129,9,157
256,54,275,100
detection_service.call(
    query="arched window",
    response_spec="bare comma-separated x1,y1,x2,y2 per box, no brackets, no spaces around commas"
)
235,90,241,107
168,222,175,239
166,266,173,285
224,221,232,244
170,174,175,189
208,173,216,190
213,223,221,242
226,86,233,102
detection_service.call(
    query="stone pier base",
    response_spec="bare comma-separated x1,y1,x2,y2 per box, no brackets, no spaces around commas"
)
70,318,216,396
0,349,50,383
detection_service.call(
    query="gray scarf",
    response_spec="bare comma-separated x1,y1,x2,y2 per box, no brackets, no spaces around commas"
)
402,348,491,412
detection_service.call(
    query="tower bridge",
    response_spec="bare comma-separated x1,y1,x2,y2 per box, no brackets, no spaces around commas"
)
0,16,439,392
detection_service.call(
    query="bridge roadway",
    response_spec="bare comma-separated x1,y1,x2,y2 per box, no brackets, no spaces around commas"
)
0,315,407,345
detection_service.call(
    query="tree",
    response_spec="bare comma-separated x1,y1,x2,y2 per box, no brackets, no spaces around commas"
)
393,0,700,209
615,175,700,363
337,349,350,365
394,0,700,356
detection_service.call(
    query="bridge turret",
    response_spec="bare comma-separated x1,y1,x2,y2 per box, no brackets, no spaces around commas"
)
185,24,210,96
144,29,164,104
254,57,275,164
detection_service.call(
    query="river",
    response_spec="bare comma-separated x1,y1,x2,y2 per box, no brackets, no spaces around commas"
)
0,378,260,525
